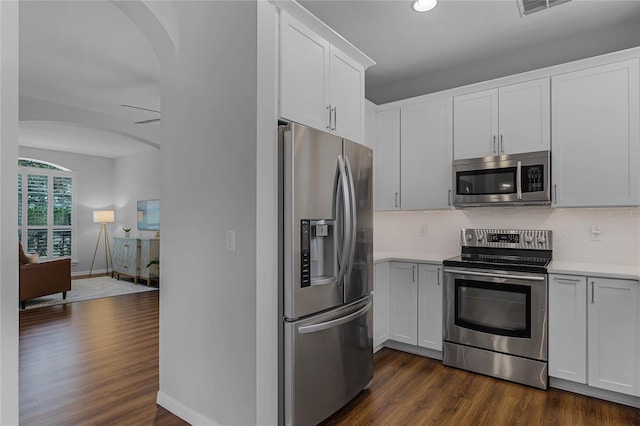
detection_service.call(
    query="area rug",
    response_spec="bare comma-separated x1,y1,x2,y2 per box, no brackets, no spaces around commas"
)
22,276,158,310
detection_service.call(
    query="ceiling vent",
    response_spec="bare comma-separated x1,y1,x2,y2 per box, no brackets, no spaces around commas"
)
518,0,571,16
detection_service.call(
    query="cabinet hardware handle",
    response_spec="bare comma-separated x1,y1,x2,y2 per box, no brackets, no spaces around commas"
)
591,281,595,303
493,135,496,154
326,105,331,129
553,184,557,204
332,107,337,131
554,277,580,283
413,265,416,283
448,189,451,206
394,192,399,208
437,267,441,285
500,134,504,153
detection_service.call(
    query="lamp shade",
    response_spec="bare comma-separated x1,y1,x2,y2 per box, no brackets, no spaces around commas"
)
93,210,115,223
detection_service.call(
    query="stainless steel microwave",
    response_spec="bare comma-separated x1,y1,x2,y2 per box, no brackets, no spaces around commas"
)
452,151,551,207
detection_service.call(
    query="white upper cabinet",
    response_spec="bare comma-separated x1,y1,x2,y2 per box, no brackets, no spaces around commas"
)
280,12,329,133
588,277,639,396
401,98,453,210
374,108,401,210
453,78,550,159
552,59,640,207
498,78,550,155
453,88,498,159
329,46,364,142
280,12,365,142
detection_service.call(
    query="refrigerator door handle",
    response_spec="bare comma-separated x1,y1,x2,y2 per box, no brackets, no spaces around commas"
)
336,155,352,286
297,300,372,334
344,155,357,281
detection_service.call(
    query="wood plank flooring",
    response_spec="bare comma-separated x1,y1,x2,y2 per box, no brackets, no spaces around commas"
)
21,294,639,425
19,291,187,425
321,348,640,426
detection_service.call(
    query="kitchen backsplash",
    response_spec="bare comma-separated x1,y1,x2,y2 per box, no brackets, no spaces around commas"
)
374,207,640,265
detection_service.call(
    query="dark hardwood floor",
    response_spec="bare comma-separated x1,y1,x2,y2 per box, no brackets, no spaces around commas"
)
19,291,187,425
21,294,639,425
322,348,640,426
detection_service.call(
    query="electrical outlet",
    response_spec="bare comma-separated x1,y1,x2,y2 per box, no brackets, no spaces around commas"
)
419,224,428,237
590,225,601,242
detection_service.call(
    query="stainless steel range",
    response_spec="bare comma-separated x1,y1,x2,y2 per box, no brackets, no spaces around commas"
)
442,228,552,389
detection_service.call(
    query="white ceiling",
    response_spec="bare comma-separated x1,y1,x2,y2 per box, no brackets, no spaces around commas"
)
17,0,640,157
19,1,161,157
20,121,157,159
300,0,640,104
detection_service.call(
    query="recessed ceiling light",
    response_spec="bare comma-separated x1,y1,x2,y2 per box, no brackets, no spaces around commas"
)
412,0,438,12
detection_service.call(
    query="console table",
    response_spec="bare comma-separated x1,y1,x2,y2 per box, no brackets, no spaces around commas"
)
112,237,159,285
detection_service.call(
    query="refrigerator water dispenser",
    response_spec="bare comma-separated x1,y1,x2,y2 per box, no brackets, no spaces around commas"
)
300,219,336,287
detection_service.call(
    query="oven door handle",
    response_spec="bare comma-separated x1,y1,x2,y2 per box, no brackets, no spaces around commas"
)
444,268,545,281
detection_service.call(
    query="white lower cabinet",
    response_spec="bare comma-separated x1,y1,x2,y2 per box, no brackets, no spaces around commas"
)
373,262,389,349
548,274,587,383
388,262,418,345
549,274,640,397
387,261,442,351
417,264,443,351
588,277,640,396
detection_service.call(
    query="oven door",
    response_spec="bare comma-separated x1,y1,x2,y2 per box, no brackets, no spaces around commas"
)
443,267,547,361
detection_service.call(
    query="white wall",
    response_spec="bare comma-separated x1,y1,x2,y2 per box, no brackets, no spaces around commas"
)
157,2,258,425
375,207,640,265
18,146,115,275
113,147,160,240
0,2,19,423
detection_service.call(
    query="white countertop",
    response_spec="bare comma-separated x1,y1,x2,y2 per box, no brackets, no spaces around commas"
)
548,261,640,281
374,251,454,265
374,252,640,281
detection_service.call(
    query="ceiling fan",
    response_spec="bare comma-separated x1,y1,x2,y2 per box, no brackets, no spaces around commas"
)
121,104,161,124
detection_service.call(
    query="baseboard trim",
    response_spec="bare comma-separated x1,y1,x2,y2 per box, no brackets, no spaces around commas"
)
382,340,443,361
156,391,221,426
549,378,640,408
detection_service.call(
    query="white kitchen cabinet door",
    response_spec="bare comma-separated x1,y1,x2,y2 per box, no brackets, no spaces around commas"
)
388,262,418,345
498,78,550,155
373,262,390,349
417,264,442,351
552,59,640,207
329,45,364,143
548,274,587,384
588,277,639,396
374,108,401,210
364,100,376,150
401,98,453,210
280,12,330,132
453,88,498,159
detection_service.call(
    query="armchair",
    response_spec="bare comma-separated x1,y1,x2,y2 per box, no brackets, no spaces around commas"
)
19,243,71,309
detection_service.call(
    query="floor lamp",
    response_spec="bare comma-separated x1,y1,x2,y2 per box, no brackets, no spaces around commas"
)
89,210,115,277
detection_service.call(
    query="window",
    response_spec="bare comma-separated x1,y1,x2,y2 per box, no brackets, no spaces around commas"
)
18,159,75,259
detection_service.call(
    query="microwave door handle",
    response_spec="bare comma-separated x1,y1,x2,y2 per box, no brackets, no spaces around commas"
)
516,161,523,200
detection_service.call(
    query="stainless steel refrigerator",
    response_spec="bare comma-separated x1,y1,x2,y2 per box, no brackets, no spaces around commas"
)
279,122,373,426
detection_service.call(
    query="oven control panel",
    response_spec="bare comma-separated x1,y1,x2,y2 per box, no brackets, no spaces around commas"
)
461,229,552,250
